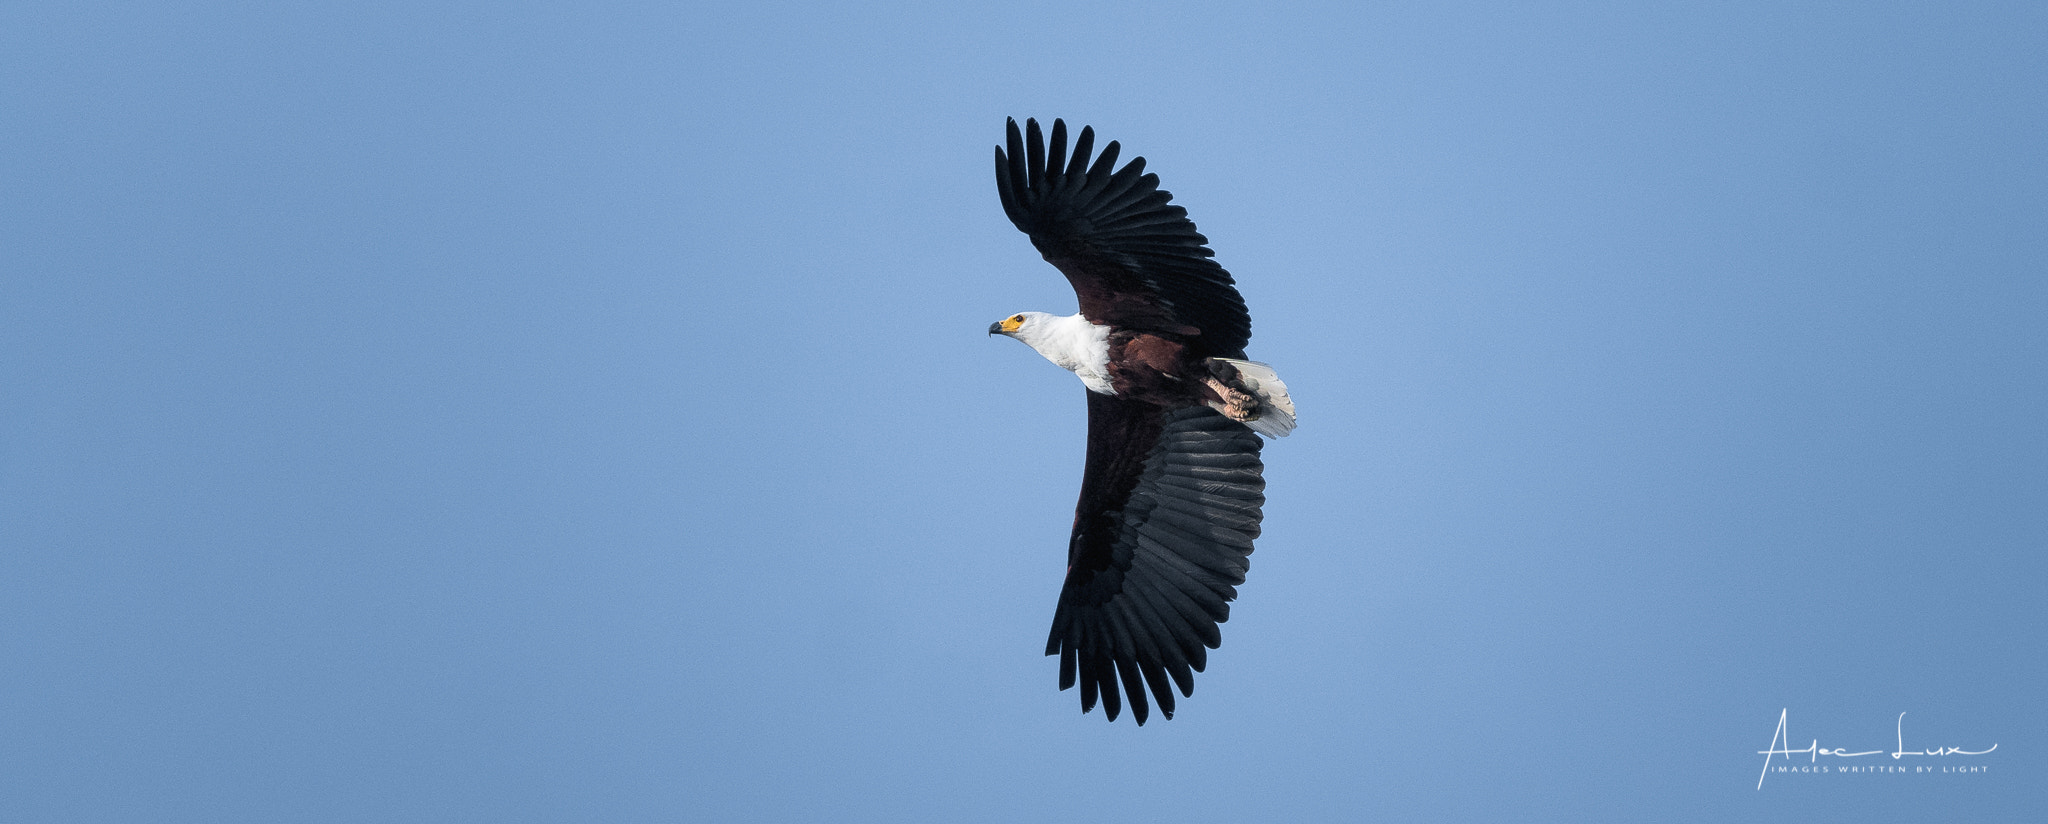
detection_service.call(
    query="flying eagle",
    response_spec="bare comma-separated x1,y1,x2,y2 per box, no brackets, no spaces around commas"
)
989,117,1296,724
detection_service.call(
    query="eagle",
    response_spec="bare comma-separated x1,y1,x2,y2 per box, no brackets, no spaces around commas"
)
989,117,1296,724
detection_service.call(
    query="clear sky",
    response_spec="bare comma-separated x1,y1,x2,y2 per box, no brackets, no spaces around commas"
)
4,2,2043,821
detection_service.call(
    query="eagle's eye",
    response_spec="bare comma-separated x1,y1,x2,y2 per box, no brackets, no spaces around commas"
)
1011,315,1025,324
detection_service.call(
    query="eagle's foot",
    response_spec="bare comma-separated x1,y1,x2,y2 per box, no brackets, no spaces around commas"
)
1203,377,1262,422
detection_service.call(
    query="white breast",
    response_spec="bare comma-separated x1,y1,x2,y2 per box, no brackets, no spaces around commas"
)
1017,312,1114,394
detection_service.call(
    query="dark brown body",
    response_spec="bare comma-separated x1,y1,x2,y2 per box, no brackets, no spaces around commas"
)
1108,330,1259,420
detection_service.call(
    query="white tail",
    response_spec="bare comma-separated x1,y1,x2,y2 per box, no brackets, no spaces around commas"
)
1214,358,1296,438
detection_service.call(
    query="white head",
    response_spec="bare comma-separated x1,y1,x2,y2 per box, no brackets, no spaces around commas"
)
986,311,1063,350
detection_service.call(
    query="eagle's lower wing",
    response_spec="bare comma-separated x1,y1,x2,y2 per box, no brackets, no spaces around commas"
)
995,117,1251,358
1046,392,1266,724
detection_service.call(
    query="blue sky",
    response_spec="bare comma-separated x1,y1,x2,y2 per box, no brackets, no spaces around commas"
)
4,2,2043,821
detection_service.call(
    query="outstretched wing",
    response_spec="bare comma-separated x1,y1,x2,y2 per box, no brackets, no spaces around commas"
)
995,117,1252,358
1046,392,1266,724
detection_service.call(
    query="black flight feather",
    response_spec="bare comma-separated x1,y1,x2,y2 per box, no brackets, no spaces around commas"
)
996,117,1252,358
1042,395,1265,724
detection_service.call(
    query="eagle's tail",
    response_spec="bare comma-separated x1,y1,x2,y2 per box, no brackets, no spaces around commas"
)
1211,358,1296,438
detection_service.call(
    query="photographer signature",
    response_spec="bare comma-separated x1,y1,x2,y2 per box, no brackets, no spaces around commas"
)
1757,709,1996,789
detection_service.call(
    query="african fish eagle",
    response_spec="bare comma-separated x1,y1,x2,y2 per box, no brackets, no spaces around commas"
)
989,117,1296,724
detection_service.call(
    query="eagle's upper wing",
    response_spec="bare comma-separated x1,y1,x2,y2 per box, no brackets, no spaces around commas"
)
1046,392,1266,724
995,117,1252,358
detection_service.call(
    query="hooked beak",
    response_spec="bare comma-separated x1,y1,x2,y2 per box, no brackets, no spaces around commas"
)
988,321,1004,337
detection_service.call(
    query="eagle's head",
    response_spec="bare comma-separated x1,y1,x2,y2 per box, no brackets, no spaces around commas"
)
990,311,1069,343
